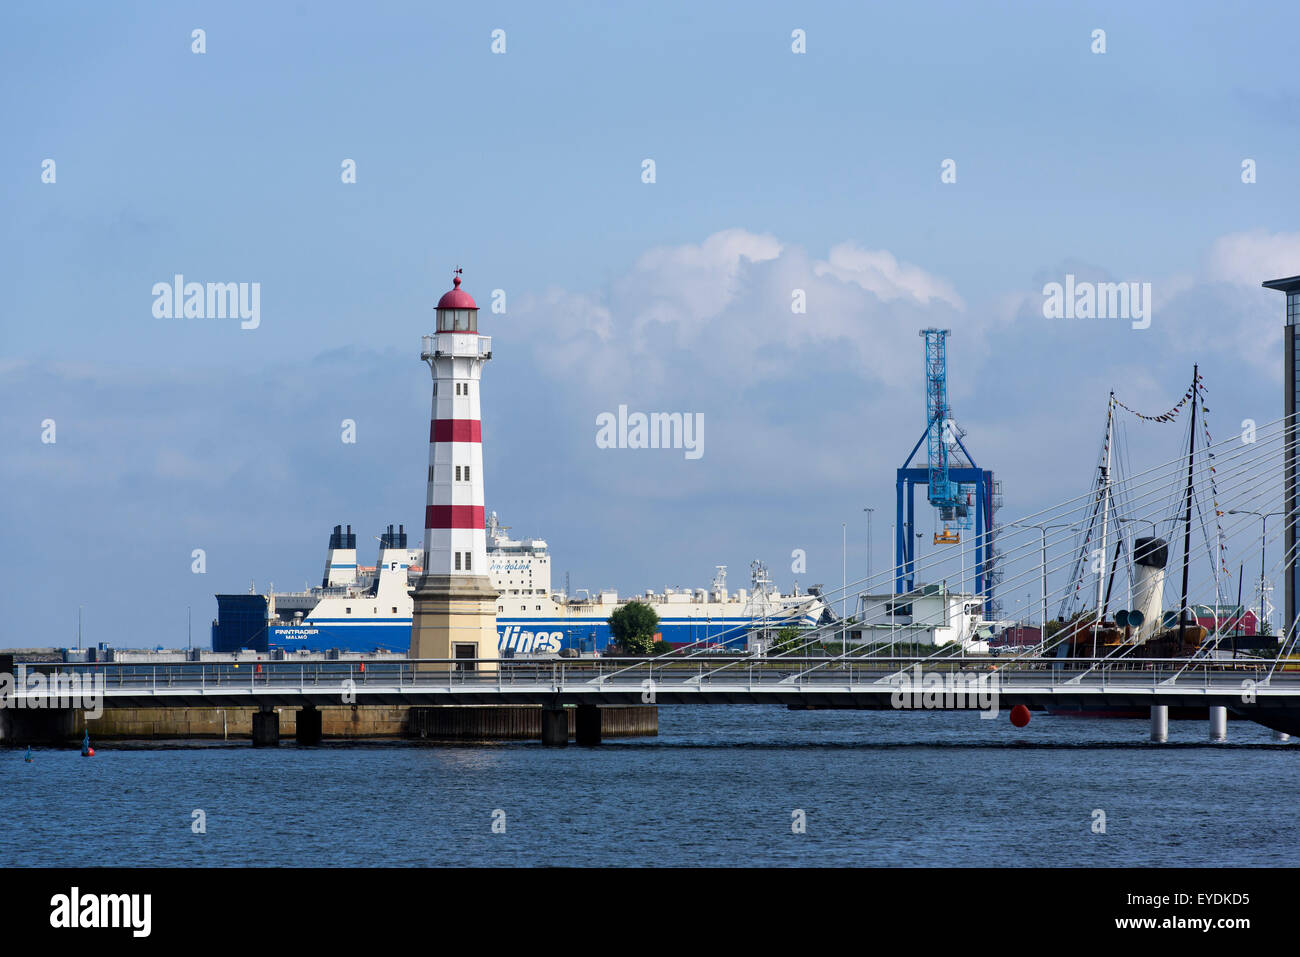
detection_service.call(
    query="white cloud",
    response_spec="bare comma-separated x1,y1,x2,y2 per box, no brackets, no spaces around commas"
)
814,243,965,309
1206,230,1300,287
515,229,965,395
628,228,783,321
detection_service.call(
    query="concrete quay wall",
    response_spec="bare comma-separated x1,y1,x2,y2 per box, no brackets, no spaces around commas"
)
1,704,658,743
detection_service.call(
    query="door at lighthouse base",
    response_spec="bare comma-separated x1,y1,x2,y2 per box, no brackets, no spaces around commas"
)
453,643,477,672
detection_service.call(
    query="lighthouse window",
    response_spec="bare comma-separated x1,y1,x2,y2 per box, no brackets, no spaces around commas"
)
428,465,435,482
455,465,461,481
345,607,351,614
464,465,471,482
439,309,474,333
455,553,461,571
465,551,472,571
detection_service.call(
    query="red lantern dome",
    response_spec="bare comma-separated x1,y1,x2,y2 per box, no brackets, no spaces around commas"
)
437,273,477,310
436,270,478,332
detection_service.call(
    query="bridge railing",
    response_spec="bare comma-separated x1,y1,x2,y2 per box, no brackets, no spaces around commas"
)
7,655,1281,694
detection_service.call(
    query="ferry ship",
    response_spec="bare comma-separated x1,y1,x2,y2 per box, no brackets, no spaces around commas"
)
211,514,827,655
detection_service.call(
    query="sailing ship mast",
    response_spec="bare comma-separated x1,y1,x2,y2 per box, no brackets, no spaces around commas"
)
1178,365,1199,648
1093,393,1115,656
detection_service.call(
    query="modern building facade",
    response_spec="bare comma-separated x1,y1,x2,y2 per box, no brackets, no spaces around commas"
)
1263,275,1300,647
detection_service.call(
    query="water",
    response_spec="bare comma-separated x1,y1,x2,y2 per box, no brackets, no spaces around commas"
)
2,707,1295,866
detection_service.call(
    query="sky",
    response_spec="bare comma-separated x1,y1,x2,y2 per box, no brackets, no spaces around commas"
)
3,1,1300,648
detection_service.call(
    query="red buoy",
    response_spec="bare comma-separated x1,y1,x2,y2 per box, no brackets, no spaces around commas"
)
1010,705,1031,728
82,748,94,757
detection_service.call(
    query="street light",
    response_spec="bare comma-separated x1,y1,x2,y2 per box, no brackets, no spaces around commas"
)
864,507,874,588
1229,509,1284,637
1114,516,1158,536
1005,520,1079,641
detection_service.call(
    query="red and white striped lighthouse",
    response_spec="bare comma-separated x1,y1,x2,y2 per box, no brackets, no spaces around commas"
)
409,270,500,669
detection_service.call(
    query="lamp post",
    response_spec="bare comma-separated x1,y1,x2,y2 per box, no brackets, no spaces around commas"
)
842,522,847,654
1229,509,1284,637
1005,520,1078,644
864,507,874,588
1116,517,1157,535
890,522,896,652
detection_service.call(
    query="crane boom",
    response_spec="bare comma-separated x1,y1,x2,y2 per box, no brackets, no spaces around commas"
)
921,329,959,510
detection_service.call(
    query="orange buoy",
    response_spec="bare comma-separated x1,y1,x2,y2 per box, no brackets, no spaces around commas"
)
1010,704,1031,728
359,662,365,673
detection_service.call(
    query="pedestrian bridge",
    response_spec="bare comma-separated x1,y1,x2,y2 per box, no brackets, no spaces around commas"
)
6,655,1298,710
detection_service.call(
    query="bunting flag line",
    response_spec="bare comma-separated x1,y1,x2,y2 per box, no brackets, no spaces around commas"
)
1112,387,1195,424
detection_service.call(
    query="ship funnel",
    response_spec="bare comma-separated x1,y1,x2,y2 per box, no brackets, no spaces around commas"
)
373,524,412,600
1132,536,1168,643
323,522,359,588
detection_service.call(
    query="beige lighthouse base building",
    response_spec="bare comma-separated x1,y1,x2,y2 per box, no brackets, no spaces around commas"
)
410,574,499,672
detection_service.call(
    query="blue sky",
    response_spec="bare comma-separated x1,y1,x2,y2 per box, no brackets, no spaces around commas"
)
3,1,1300,647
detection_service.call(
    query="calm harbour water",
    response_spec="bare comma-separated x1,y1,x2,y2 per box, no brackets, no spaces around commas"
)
3,706,1295,867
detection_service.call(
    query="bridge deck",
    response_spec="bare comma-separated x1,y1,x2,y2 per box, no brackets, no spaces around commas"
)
6,657,1298,712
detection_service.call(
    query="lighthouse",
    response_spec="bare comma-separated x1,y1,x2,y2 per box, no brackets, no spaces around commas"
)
409,270,499,670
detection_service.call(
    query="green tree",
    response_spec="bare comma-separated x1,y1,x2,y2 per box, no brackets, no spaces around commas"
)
772,627,802,654
608,601,660,655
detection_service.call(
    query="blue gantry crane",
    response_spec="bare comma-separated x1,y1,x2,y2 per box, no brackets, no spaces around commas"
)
895,329,1000,616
